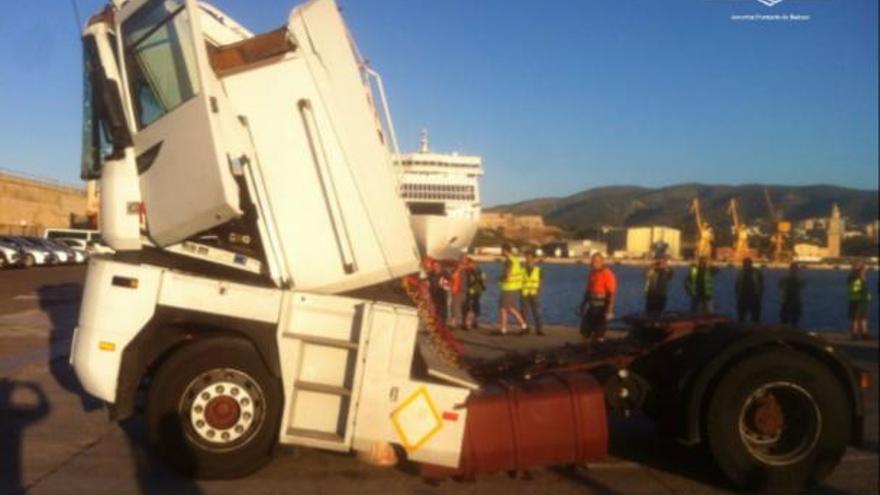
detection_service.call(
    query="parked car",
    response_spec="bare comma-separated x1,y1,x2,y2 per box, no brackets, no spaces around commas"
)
57,236,114,255
44,228,103,244
55,238,90,263
25,237,79,264
0,240,22,268
0,236,55,267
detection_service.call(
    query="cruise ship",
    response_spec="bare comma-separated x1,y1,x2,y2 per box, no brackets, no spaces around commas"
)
395,131,483,260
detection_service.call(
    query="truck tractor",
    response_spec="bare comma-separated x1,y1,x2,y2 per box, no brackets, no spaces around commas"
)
71,0,867,493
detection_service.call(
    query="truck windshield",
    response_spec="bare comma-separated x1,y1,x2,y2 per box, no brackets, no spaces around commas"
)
122,0,201,129
81,36,112,180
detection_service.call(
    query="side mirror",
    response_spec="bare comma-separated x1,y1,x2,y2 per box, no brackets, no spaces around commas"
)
98,71,132,158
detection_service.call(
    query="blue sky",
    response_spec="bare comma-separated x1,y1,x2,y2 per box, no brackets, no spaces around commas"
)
0,0,876,206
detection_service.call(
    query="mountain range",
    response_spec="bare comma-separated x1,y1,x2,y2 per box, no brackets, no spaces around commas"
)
489,184,879,233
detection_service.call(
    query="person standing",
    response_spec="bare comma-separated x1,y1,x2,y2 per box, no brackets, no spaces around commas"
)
735,258,764,323
448,257,467,329
427,259,449,322
847,262,872,340
779,262,804,327
464,257,485,330
644,255,674,313
497,244,528,335
579,253,617,344
519,250,544,336
685,256,717,314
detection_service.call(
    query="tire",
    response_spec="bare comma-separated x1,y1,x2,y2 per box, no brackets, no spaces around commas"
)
23,254,35,268
146,337,283,479
706,349,851,494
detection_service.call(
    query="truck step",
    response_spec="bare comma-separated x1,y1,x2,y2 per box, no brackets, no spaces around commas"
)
285,427,345,444
295,380,352,396
285,333,359,350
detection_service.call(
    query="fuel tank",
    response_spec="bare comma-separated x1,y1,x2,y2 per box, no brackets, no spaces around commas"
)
421,371,608,477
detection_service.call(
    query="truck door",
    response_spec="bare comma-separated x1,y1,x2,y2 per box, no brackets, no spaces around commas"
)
116,0,240,246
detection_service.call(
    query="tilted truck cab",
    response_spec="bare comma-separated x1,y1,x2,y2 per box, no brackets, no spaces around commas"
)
72,0,866,492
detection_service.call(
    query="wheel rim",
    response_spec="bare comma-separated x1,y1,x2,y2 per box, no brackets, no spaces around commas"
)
179,368,265,452
738,381,821,466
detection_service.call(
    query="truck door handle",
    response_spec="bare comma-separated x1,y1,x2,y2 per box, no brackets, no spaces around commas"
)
389,386,399,402
297,98,357,275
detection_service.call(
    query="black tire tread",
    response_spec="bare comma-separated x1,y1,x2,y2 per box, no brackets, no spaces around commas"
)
706,348,851,494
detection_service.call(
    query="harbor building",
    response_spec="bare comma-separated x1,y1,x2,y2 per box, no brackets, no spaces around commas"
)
625,226,681,259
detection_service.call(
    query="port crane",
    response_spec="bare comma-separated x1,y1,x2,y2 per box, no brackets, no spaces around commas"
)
689,198,713,259
763,188,792,262
68,1,865,492
727,198,749,262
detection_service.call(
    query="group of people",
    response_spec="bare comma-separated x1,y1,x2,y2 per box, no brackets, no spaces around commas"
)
426,256,486,331
428,244,875,342
664,254,873,340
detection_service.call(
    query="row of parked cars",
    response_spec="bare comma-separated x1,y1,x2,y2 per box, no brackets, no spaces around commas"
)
0,229,112,269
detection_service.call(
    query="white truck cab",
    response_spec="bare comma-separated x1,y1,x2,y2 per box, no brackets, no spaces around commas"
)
72,0,472,478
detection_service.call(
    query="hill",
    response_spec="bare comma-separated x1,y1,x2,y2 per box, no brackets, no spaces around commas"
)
489,184,879,233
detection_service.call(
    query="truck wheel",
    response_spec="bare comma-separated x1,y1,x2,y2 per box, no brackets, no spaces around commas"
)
146,337,282,479
23,254,35,268
706,349,850,494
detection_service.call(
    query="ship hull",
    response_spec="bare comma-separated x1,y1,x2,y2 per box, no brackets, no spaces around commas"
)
410,207,480,260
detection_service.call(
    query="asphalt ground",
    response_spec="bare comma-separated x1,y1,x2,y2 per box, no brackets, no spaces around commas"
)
0,265,877,495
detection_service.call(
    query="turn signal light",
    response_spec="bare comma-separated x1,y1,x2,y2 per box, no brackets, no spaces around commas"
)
859,370,871,390
98,341,116,352
111,276,139,289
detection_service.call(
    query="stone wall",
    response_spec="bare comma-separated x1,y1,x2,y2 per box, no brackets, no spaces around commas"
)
0,171,86,236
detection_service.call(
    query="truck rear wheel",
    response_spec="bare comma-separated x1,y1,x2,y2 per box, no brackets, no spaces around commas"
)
146,337,282,479
706,349,850,494
23,254,35,268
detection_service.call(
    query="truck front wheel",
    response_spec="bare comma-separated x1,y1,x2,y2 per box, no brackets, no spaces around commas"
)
146,337,283,479
706,349,851,494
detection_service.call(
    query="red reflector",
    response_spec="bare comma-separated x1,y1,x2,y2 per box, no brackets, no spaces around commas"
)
442,411,459,421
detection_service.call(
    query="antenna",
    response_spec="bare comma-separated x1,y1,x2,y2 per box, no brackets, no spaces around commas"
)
69,0,83,34
419,129,430,153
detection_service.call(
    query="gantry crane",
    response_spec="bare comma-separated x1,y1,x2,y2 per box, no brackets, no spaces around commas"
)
727,198,749,262
763,188,791,262
690,197,713,259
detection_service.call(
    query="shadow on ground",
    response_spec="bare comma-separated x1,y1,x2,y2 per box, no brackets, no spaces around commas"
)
34,283,203,494
0,378,50,495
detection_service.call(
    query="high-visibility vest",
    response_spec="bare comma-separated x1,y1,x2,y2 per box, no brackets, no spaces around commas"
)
468,269,486,295
644,267,671,295
849,277,872,302
522,265,541,296
687,265,714,297
500,255,524,291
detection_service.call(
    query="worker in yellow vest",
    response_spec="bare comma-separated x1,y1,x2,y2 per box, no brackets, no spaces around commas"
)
847,262,872,340
519,250,544,336
496,243,528,336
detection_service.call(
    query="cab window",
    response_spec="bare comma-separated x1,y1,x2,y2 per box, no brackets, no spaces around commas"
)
122,0,201,129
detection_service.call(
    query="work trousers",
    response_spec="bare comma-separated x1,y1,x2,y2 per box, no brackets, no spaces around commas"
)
580,305,608,341
737,297,762,323
519,294,543,332
645,293,667,314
